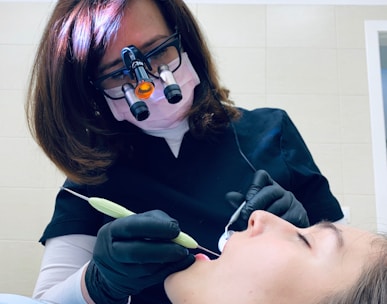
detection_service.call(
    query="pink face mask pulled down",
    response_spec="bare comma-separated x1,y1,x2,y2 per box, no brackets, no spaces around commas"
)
105,52,200,131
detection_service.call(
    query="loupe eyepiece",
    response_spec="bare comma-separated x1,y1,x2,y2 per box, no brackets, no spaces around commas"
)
122,83,150,121
158,64,182,104
121,46,155,100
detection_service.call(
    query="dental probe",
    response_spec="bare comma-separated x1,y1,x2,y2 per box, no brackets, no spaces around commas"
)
61,187,220,257
224,200,246,238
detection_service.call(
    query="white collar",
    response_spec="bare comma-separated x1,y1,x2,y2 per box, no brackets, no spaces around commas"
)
143,118,189,158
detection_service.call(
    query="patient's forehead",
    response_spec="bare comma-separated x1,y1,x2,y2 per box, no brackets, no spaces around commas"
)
332,224,373,244
334,224,383,261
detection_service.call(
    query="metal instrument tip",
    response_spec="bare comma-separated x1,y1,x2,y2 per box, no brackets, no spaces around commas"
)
197,245,220,257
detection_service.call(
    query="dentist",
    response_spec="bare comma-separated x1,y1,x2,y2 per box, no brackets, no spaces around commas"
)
26,0,344,303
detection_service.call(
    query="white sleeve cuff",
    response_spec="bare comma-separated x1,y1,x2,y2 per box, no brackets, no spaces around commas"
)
39,264,88,304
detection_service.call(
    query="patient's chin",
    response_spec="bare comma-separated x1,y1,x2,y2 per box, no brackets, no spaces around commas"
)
164,272,186,303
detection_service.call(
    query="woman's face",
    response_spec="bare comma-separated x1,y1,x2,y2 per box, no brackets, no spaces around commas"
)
97,0,172,80
165,210,377,304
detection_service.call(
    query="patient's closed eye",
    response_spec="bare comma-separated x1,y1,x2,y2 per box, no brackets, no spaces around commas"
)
297,232,311,248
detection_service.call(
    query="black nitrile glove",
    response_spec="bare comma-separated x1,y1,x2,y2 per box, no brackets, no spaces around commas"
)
85,210,195,304
226,170,310,228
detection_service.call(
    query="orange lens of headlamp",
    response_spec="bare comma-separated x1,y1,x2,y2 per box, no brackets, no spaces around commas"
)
135,80,154,99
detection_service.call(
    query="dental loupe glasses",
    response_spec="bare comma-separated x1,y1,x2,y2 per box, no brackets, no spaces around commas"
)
93,31,183,121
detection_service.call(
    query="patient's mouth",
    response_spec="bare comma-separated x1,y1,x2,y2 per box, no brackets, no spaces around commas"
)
195,253,210,261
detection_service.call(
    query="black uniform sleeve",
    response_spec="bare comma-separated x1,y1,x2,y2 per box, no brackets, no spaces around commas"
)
278,111,343,224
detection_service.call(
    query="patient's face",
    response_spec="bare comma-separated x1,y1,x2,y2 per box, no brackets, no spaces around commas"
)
165,210,378,304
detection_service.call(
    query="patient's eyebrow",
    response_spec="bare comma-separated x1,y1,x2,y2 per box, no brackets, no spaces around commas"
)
315,221,344,248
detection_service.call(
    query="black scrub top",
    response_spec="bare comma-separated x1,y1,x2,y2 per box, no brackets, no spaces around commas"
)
40,108,343,304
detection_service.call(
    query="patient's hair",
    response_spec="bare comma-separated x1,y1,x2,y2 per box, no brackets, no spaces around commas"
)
318,236,387,304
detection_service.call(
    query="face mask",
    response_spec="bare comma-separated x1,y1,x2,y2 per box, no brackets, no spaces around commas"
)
105,52,200,131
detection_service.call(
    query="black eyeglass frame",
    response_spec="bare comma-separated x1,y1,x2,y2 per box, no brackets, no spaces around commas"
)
92,31,182,100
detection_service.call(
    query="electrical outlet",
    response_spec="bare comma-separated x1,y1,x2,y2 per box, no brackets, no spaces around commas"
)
341,206,351,224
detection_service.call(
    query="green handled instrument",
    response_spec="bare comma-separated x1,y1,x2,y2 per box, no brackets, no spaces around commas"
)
61,187,219,257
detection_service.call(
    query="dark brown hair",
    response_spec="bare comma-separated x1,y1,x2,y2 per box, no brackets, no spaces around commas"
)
26,0,240,184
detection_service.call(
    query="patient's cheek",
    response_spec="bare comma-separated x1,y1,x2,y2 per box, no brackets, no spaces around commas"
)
195,253,210,261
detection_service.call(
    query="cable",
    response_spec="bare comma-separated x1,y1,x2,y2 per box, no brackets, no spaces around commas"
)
202,68,257,174
230,120,257,173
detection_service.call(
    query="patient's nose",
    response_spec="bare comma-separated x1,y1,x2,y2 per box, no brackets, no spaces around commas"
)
248,210,295,235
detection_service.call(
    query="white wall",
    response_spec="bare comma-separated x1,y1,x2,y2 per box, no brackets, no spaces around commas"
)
383,69,387,140
1,0,386,296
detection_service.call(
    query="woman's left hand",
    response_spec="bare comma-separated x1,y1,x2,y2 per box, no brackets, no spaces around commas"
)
226,170,310,228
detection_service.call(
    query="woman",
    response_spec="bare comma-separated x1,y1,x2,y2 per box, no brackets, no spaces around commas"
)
165,210,387,304
27,0,344,303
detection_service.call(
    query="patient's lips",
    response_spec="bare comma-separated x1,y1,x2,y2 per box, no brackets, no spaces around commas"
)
195,253,210,261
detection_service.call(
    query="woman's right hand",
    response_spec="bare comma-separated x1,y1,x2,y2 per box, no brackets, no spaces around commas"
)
84,210,195,304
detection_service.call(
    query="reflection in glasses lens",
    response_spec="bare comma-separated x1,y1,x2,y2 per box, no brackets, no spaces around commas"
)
94,32,181,100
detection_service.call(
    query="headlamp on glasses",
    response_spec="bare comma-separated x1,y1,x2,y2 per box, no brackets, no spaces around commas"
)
93,31,183,121
121,46,155,100
119,46,154,121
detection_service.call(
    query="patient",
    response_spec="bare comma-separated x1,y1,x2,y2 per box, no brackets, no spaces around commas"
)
165,210,387,304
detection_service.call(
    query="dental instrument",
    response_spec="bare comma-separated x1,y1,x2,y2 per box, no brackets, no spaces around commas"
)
224,200,246,239
218,200,246,252
61,187,220,257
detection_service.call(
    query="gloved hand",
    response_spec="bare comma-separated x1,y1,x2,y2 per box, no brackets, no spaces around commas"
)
226,170,310,228
84,210,195,304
